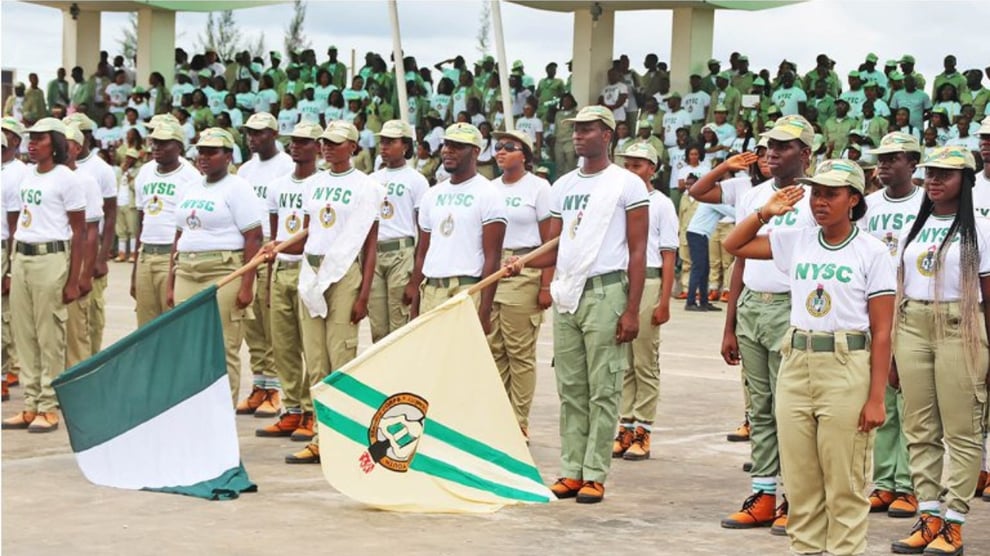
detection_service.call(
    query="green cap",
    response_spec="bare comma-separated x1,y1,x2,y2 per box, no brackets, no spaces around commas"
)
885,59,898,68
866,53,879,63
244,112,278,131
900,54,915,64
848,70,862,78
863,80,878,89
563,105,616,130
534,166,550,175
484,55,494,63
197,69,212,78
707,58,719,65
26,117,67,135
620,142,658,165
426,109,442,120
752,77,766,87
443,122,483,148
666,91,682,100
377,119,414,139
2,117,25,139
870,131,922,155
919,145,976,170
288,121,323,140
321,120,359,143
848,129,865,137
738,55,749,62
889,71,904,81
767,105,782,115
270,51,282,60
717,71,732,80
760,114,815,147
492,129,533,154
796,159,866,193
512,59,524,70
149,121,186,144
196,127,235,149
713,103,728,113
64,113,95,131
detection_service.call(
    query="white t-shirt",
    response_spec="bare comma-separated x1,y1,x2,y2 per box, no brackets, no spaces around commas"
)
267,171,318,262
492,173,551,250
135,163,202,245
667,146,686,192
174,174,262,252
677,163,709,186
662,109,693,147
238,152,294,238
601,82,630,122
298,100,322,124
418,174,506,278
1,158,28,241
840,89,868,118
515,117,544,145
683,91,711,123
170,82,194,107
13,165,86,243
771,227,896,332
79,171,103,223
277,109,300,135
900,213,990,302
549,164,650,277
303,167,384,257
93,126,124,150
252,89,278,114
314,85,337,111
76,151,117,201
647,189,679,268
857,186,924,257
974,172,990,219
771,87,808,116
722,177,816,292
370,165,429,242
105,82,132,110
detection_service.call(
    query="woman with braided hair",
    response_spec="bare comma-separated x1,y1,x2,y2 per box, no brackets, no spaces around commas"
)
890,145,990,556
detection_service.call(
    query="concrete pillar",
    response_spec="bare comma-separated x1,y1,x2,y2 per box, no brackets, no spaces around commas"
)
669,6,714,96
569,6,614,108
136,8,176,87
62,9,101,74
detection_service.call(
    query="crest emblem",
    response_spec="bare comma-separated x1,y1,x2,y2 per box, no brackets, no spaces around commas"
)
805,283,832,318
146,195,163,216
186,210,201,230
362,393,429,473
20,207,32,228
319,204,336,228
285,212,302,234
439,213,455,237
916,245,937,277
381,199,395,220
568,210,584,239
883,232,897,256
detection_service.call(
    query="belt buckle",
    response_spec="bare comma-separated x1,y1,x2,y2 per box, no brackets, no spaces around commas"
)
760,292,773,302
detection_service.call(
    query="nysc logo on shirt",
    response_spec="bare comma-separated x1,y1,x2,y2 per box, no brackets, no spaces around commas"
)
319,204,337,228
381,199,395,220
285,212,302,234
917,245,937,277
435,193,475,208
504,196,523,208
806,283,832,318
19,189,42,206
359,393,429,474
179,199,215,212
795,262,854,283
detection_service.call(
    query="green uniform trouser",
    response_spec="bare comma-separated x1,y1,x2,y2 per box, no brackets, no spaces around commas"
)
244,264,276,379
300,261,362,445
777,328,873,556
487,258,543,429
620,275,662,423
10,250,69,413
677,198,698,291
368,240,413,343
88,273,107,353
707,221,735,291
872,385,913,493
65,293,92,368
270,261,308,410
554,272,630,484
174,250,253,405
2,244,14,378
896,300,989,515
135,249,172,327
419,277,479,314
553,140,577,177
736,288,790,479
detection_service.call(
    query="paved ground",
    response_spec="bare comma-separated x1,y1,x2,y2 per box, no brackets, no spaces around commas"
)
3,262,989,555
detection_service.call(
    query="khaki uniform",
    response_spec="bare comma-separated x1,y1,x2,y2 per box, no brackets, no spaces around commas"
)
270,261,309,411
65,293,91,368
243,264,276,381
368,238,414,342
419,277,479,314
88,274,107,352
707,221,735,292
620,274,662,422
1,245,13,379
134,246,172,326
677,196,699,291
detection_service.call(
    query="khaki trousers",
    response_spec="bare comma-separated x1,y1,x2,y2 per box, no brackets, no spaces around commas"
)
553,141,577,177
707,221,735,291
419,278,478,314
135,250,172,327
487,265,543,429
243,264,275,379
270,262,308,410
65,293,92,368
620,276,662,423
115,206,138,238
368,244,413,343
895,300,988,515
2,244,15,378
677,198,699,290
174,250,253,405
88,274,106,353
777,328,873,556
10,250,69,412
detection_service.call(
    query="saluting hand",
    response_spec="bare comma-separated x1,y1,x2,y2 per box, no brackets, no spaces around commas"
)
723,152,758,173
761,185,804,218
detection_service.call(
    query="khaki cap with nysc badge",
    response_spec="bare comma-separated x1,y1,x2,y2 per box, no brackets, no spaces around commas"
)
564,105,616,130
149,121,186,145
619,142,658,165
870,132,922,155
26,117,67,135
288,122,323,140
2,117,25,139
64,112,96,131
760,114,815,147
797,159,866,194
144,113,180,130
919,145,976,171
977,116,990,136
243,112,278,131
443,122,483,148
321,121,359,144
492,129,533,154
64,122,85,145
376,119,414,139
196,127,235,149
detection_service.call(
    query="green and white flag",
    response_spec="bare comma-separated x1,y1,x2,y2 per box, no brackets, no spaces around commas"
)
53,286,256,501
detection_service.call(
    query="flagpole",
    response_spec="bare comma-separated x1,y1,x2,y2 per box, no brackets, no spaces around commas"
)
215,229,309,289
491,0,514,131
387,0,409,123
466,236,559,296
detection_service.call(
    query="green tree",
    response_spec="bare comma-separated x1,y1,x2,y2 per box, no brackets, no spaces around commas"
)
117,13,138,61
476,2,491,57
198,10,242,63
284,0,311,57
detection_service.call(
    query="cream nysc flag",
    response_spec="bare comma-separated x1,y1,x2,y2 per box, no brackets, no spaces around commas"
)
313,292,552,513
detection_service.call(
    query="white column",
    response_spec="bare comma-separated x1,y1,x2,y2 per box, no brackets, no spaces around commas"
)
62,9,101,74
670,6,714,96
569,7,614,108
136,8,176,87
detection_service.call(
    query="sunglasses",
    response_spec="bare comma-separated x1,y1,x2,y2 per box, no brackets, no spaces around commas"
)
493,142,522,153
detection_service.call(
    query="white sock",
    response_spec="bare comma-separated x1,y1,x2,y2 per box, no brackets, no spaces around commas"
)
918,500,941,516
944,509,965,524
129,238,136,252
118,239,127,253
752,477,776,494
635,422,653,432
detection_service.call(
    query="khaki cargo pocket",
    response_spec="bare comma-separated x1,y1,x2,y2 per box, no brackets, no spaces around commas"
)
849,431,872,493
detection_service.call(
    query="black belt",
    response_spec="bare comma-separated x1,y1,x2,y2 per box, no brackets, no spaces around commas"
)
141,243,172,255
15,241,67,256
276,260,301,270
646,267,662,279
378,237,415,253
791,331,867,352
425,276,480,288
583,270,625,292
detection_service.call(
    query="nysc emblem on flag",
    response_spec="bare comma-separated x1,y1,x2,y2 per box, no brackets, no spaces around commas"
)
313,292,553,513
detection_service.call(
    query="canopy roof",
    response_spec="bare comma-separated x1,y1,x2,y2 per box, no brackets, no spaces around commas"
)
508,1,803,12
23,1,288,12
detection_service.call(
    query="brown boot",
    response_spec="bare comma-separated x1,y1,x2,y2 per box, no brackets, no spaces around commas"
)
623,426,651,461
549,478,583,499
576,481,605,504
255,412,302,437
870,489,896,512
770,496,788,536
612,425,634,458
291,411,316,442
975,470,988,498
726,419,750,442
254,389,281,419
285,443,320,464
6,372,19,387
114,253,127,263
2,410,37,429
235,386,267,415
889,493,919,518
891,513,943,554
721,492,776,528
27,411,59,433
923,520,963,555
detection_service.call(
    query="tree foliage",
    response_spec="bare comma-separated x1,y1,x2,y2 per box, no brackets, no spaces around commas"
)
198,10,242,62
476,2,491,57
117,13,138,61
284,0,311,56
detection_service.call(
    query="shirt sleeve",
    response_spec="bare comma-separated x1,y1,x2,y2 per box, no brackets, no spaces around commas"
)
533,179,551,221
768,227,802,275
228,181,263,232
548,178,563,218
266,180,279,213
481,185,507,226
658,197,679,250
61,171,87,212
418,188,434,232
624,173,650,211
865,240,897,298
410,173,428,210
100,164,116,198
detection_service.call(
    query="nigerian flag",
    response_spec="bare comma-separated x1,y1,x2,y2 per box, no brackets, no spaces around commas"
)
52,286,256,501
313,292,553,513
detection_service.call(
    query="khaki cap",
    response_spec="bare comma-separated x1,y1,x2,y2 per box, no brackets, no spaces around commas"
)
149,121,186,144
377,119,414,139
977,116,990,136
288,121,323,140
796,159,866,194
125,147,141,159
2,117,25,139
564,105,616,130
321,120,359,143
64,113,96,131
64,122,85,145
918,145,977,170
244,112,278,131
760,114,815,147
757,136,769,149
1,133,6,148
492,129,533,154
27,117,67,135
144,113,179,129
620,142,658,165
442,122,483,148
196,127,235,149
870,132,922,155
